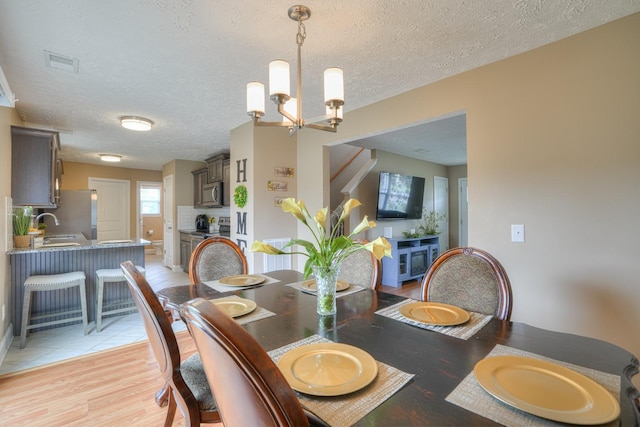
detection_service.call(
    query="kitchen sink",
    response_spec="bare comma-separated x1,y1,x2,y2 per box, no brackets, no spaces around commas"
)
37,242,81,248
45,235,78,241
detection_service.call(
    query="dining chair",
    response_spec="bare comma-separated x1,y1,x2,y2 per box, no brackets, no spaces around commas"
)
182,298,327,427
189,237,248,284
338,241,381,290
420,247,513,320
120,261,221,427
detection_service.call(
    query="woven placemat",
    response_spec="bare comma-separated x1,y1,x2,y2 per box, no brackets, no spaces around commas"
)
375,299,492,340
203,274,280,293
208,295,276,325
286,281,366,298
446,344,621,426
268,334,414,427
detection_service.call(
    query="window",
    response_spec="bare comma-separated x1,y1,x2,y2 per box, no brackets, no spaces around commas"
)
140,184,161,216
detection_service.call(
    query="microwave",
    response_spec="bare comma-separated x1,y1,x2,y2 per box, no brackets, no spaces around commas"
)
202,181,222,207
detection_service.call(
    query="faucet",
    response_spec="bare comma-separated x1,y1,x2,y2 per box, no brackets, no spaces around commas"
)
34,212,60,226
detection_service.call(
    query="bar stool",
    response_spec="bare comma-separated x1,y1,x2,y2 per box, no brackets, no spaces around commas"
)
20,271,88,349
95,266,145,332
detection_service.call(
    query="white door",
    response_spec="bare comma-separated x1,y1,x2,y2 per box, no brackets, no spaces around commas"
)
458,178,468,246
163,175,174,268
434,176,449,251
89,177,130,240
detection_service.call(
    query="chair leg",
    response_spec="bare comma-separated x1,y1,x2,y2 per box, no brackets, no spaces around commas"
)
79,280,89,335
20,288,32,349
155,382,170,407
96,276,104,332
163,388,177,427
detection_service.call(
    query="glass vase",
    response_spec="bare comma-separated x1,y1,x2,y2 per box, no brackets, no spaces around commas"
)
311,264,341,316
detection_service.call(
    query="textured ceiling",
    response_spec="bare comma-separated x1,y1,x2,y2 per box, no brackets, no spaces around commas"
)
0,1,638,170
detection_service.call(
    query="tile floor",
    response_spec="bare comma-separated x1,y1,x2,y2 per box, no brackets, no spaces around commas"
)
0,254,189,375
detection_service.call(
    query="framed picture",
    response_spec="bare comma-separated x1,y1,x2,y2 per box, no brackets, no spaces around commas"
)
267,180,288,191
274,166,294,178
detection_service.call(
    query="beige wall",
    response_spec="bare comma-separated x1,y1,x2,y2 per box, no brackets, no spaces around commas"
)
0,106,22,344
61,162,163,241
291,14,640,360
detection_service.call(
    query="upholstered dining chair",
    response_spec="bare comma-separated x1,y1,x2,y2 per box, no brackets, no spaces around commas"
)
338,241,381,290
182,298,327,427
420,247,513,320
120,261,221,427
189,237,248,284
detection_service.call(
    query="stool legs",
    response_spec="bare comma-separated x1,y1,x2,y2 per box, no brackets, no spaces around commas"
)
79,280,89,335
96,276,105,333
20,288,33,349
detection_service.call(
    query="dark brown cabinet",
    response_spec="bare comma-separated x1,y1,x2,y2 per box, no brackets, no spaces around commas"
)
11,126,61,207
191,168,207,208
205,152,229,183
222,159,230,206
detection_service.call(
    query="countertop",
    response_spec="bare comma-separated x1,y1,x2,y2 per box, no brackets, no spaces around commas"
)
179,229,226,238
8,235,150,254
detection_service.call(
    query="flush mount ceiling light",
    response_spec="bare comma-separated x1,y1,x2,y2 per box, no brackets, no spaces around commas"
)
120,116,154,131
100,154,122,162
246,5,344,136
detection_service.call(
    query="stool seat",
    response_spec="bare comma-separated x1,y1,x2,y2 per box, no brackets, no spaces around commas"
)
96,266,145,332
21,271,88,348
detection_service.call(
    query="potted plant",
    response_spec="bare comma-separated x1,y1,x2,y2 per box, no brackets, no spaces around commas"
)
13,206,33,248
418,209,447,235
251,198,391,315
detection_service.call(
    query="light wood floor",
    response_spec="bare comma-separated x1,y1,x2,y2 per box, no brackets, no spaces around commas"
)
0,259,420,426
0,330,205,426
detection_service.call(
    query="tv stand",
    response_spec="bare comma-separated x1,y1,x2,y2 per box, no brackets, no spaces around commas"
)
381,236,440,288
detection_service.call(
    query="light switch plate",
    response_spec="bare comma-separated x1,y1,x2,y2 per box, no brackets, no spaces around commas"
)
511,224,525,242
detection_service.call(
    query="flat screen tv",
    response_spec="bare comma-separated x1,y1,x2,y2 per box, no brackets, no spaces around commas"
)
376,171,425,220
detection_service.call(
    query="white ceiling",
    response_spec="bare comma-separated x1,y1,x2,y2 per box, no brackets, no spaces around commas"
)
0,1,637,170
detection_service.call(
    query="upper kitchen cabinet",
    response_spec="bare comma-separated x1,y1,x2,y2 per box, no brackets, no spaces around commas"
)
205,152,229,183
11,126,61,207
192,167,207,208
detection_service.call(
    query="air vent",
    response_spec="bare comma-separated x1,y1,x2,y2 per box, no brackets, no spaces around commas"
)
44,51,79,73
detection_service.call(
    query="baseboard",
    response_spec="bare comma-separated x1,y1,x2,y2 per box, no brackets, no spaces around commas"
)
0,323,14,364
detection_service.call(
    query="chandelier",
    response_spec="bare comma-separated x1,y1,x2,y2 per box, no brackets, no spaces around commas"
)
246,5,344,136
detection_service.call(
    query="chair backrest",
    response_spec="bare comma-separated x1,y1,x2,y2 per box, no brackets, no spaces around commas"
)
120,261,201,421
338,245,381,289
420,247,512,320
189,237,248,284
182,298,310,427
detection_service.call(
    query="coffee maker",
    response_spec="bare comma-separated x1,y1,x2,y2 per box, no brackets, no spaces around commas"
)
195,214,208,231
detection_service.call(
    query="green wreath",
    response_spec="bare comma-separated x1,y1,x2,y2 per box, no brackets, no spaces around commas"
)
233,185,248,208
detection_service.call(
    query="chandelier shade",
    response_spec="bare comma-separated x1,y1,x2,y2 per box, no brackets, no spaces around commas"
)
246,5,344,135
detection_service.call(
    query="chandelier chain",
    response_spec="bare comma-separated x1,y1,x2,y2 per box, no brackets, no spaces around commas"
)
296,21,306,47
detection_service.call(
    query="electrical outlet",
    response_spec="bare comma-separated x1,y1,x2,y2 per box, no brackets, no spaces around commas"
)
511,224,525,243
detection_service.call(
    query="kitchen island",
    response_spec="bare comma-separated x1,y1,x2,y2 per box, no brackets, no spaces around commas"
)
8,237,149,336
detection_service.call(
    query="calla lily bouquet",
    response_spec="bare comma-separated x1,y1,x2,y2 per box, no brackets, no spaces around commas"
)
251,198,392,279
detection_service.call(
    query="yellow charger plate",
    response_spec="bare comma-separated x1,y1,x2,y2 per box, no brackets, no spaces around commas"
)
218,274,266,286
474,355,620,424
211,298,257,318
277,342,378,396
399,301,470,326
300,279,350,292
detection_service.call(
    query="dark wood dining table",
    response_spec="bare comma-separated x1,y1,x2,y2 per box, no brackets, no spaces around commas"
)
157,270,640,426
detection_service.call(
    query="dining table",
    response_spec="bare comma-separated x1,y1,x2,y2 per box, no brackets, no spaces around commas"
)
157,270,640,426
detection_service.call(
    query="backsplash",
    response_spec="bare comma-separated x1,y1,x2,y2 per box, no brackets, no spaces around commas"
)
177,205,230,230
